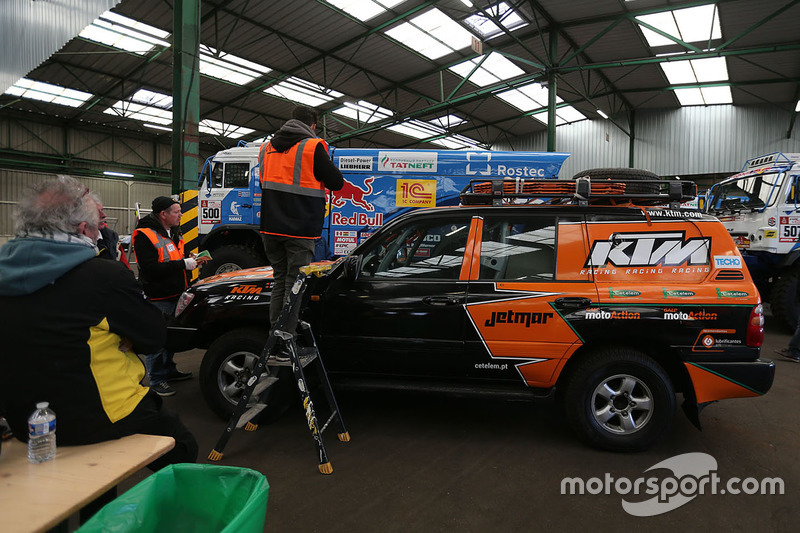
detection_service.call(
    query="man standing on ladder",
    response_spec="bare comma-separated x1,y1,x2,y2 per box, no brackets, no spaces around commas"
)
259,105,343,359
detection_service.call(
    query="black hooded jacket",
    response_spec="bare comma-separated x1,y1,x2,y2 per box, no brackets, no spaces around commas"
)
133,213,188,301
260,120,343,238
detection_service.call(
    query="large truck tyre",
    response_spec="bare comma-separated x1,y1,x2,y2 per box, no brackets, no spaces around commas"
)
769,266,800,332
200,244,265,278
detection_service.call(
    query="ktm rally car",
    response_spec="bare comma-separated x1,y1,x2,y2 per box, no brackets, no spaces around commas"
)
167,172,774,452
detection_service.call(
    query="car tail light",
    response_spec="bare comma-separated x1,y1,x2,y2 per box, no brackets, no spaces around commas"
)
746,304,764,347
175,291,195,317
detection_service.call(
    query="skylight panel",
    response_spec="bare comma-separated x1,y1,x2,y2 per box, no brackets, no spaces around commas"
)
531,105,587,126
673,88,706,106
636,5,721,48
692,57,728,82
496,82,555,112
660,61,697,84
104,100,173,125
698,86,732,104
200,45,271,86
331,100,392,123
385,8,474,60
200,119,255,140
431,134,482,150
463,2,527,39
4,78,93,108
264,77,344,107
449,52,524,87
429,114,466,128
387,120,442,139
130,88,173,109
326,0,405,22
79,10,170,55
660,56,729,105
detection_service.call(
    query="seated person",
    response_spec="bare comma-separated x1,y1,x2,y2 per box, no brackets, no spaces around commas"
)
0,177,197,470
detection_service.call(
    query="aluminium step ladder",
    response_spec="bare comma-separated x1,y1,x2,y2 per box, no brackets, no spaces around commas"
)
208,265,350,474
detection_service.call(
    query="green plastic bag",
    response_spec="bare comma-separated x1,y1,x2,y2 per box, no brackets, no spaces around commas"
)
78,463,269,533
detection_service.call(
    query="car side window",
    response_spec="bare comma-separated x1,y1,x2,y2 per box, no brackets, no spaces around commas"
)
479,216,557,281
211,163,224,188
360,217,471,279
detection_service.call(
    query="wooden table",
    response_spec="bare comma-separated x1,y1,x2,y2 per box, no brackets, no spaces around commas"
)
0,433,175,533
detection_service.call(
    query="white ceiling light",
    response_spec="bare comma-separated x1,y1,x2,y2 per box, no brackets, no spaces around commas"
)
199,45,271,86
79,10,170,55
597,109,609,119
449,52,524,87
325,0,405,22
636,4,721,48
103,171,134,178
4,78,93,108
385,8,474,60
463,1,527,40
264,77,344,107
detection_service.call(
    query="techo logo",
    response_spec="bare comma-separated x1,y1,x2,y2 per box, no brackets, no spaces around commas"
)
714,255,743,269
561,452,784,517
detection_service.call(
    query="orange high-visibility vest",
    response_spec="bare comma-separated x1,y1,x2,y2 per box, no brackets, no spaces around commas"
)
132,227,187,298
259,138,327,199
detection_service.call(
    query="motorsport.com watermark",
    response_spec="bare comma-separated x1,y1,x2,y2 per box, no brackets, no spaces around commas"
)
561,453,784,516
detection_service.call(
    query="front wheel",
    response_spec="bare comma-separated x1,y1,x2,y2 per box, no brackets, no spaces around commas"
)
564,349,676,452
199,329,293,422
769,266,800,332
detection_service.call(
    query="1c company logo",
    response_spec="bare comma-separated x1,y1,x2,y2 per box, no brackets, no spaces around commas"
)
561,452,784,516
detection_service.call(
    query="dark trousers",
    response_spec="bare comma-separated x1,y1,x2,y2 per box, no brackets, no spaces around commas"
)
89,391,198,471
262,234,315,334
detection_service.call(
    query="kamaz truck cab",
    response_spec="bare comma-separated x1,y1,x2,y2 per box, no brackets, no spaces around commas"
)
195,144,569,277
704,152,800,330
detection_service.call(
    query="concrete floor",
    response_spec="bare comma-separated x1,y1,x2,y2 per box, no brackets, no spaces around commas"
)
130,319,799,532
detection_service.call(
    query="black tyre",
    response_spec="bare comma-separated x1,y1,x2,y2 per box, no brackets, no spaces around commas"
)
564,349,676,452
572,167,660,198
770,266,800,332
199,329,293,422
200,244,265,278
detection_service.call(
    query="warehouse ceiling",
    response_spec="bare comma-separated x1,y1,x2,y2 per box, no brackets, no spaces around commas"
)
2,0,799,155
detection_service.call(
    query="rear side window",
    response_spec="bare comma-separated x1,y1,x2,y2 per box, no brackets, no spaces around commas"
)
359,217,472,279
479,216,557,281
210,162,250,188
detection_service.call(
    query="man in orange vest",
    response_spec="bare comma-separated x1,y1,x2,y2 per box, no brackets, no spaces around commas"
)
259,106,343,356
133,196,209,396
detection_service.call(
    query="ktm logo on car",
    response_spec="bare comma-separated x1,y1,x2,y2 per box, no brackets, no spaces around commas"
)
230,285,263,294
484,310,554,327
586,231,710,268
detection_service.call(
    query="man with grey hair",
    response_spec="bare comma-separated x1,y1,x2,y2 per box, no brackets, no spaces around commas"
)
0,176,197,470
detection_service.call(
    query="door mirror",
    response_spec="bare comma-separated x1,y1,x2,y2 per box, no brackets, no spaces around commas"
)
343,254,362,282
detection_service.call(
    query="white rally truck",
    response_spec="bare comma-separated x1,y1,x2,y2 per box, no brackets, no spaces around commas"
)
195,144,570,277
704,152,800,330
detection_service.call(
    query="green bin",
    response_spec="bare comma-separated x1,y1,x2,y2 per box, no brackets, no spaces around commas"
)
78,463,269,533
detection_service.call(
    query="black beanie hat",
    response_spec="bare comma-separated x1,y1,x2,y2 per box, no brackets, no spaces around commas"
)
152,196,179,214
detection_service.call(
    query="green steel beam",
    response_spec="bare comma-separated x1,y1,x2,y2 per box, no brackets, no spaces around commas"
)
716,0,800,51
547,29,557,152
172,0,201,194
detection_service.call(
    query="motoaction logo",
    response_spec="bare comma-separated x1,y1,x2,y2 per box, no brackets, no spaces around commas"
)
561,452,783,517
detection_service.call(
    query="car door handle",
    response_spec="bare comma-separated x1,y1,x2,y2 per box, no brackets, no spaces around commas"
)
554,297,592,310
240,204,253,208
423,296,463,306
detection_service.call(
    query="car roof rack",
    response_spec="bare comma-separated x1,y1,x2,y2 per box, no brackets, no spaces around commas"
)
459,177,697,208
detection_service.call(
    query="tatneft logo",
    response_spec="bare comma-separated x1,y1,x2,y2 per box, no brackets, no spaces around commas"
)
714,255,743,269
378,151,437,172
561,452,784,517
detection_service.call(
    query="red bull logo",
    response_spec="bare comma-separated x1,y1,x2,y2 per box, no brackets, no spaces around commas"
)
331,177,375,211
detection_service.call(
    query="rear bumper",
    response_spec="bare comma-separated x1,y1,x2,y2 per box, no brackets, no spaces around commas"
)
685,358,775,404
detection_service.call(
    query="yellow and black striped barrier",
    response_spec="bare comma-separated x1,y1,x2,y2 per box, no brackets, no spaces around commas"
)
180,189,200,282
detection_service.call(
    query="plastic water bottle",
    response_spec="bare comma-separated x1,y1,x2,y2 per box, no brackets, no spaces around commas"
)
27,402,56,463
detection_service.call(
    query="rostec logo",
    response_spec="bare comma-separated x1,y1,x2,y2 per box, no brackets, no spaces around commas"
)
465,151,492,176
230,285,262,294
586,232,710,268
484,310,553,327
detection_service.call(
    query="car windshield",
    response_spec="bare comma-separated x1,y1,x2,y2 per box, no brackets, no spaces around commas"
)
706,171,782,213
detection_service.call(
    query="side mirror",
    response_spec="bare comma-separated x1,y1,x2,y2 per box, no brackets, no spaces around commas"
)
343,254,362,282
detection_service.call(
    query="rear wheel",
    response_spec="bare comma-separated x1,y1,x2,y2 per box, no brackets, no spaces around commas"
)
200,244,265,278
770,266,800,332
199,329,293,422
564,349,675,451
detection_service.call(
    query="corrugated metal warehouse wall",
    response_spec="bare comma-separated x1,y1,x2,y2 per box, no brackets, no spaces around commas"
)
493,104,800,178
1,0,120,93
0,169,170,246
